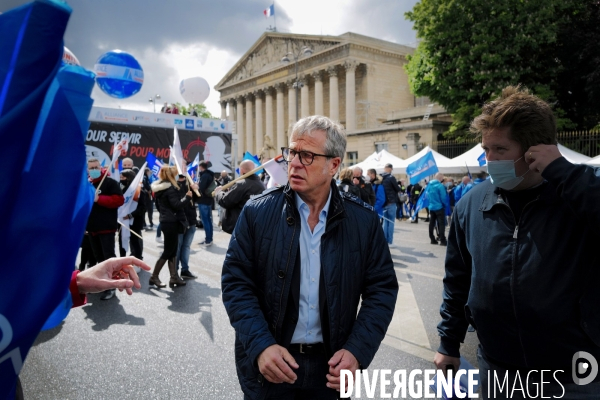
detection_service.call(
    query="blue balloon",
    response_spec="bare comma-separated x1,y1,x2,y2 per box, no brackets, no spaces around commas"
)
94,50,143,99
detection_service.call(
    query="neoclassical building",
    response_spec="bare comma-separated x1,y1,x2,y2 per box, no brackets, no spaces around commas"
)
215,32,452,164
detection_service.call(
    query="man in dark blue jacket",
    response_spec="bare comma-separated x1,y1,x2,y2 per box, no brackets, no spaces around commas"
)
435,86,600,398
196,161,214,246
222,116,398,400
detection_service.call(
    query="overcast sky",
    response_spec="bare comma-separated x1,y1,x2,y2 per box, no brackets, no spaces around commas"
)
3,0,419,117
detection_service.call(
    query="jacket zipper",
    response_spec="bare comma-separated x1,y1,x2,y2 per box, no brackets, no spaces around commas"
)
496,194,539,367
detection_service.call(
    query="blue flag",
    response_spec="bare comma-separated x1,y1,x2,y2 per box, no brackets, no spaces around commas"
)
0,2,95,397
406,151,439,185
146,151,163,179
477,151,487,166
413,189,429,216
235,152,262,176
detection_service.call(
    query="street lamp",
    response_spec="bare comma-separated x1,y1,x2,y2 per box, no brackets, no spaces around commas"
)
148,94,160,113
281,45,313,121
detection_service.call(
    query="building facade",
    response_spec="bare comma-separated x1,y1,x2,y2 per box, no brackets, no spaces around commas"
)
215,31,451,165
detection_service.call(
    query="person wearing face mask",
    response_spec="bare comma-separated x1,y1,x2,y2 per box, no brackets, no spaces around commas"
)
434,85,600,398
85,158,125,300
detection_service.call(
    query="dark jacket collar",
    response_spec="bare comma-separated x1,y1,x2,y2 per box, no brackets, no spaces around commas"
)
479,180,557,212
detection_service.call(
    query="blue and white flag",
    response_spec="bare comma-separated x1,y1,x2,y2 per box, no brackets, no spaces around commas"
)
0,1,95,397
146,151,163,179
406,151,439,185
413,189,429,217
187,152,199,181
477,151,487,166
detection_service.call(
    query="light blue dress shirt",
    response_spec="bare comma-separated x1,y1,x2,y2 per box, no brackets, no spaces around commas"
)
291,189,332,344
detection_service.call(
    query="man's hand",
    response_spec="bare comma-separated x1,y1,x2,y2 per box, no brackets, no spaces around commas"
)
326,349,359,391
257,344,299,384
76,256,151,295
433,352,460,375
191,183,199,191
526,144,562,174
186,190,192,197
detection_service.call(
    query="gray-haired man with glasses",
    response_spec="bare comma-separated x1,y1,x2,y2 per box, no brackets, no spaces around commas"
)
222,115,398,399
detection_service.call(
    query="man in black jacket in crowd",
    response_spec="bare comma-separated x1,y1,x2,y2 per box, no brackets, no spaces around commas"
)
380,163,401,245
352,166,375,206
196,161,215,246
86,158,124,300
214,160,265,234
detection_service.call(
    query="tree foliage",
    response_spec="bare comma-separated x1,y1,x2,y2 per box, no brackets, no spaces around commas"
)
173,102,214,119
405,0,599,138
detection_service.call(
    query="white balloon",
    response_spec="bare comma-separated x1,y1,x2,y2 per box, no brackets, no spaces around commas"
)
179,77,210,104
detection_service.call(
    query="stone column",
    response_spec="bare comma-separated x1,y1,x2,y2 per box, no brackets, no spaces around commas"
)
227,99,236,122
276,83,285,150
287,79,297,124
299,75,309,118
265,87,274,153
245,93,254,155
312,71,323,116
236,96,245,158
344,60,359,132
254,90,264,155
220,100,227,120
327,66,339,121
406,132,421,158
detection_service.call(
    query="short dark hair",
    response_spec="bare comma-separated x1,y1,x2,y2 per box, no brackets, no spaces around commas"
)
470,85,557,152
385,163,393,169
367,168,377,176
199,161,208,169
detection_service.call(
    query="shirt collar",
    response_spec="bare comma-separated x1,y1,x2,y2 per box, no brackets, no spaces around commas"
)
295,188,332,222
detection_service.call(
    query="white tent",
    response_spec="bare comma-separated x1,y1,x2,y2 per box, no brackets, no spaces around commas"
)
557,143,591,164
352,149,405,175
439,144,487,175
585,154,600,167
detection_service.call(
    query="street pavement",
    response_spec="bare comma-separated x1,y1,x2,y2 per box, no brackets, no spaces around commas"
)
20,210,480,399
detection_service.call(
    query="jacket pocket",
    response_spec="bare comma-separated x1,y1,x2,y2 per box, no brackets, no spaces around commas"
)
464,304,477,330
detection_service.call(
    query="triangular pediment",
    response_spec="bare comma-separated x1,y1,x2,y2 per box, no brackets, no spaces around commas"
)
215,33,343,90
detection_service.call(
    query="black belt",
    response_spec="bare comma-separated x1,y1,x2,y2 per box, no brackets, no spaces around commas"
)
288,343,326,355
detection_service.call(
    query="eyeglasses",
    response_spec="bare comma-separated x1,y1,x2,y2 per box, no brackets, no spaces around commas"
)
281,147,335,166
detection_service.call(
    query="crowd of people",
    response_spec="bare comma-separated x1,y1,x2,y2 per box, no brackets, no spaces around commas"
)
73,87,600,399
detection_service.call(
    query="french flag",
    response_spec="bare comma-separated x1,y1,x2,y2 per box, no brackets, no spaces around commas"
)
264,4,274,17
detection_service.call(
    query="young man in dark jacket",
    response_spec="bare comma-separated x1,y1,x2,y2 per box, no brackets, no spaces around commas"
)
380,163,401,244
222,116,398,400
435,86,600,398
86,158,124,300
196,161,215,246
214,159,264,234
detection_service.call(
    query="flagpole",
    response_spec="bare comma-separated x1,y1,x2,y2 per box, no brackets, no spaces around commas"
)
118,220,144,240
212,163,266,196
273,1,276,31
95,169,108,195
